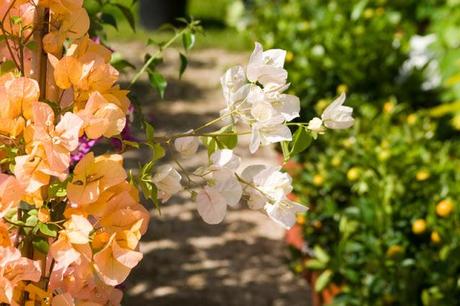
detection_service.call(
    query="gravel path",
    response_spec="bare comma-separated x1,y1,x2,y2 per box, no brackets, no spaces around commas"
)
113,44,310,306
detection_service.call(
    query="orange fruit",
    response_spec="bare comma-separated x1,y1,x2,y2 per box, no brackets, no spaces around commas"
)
431,231,441,244
386,245,403,257
416,170,430,181
412,219,427,235
313,174,325,186
347,167,360,182
436,199,454,217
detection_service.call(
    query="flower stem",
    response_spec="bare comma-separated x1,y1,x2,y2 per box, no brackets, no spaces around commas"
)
130,27,189,88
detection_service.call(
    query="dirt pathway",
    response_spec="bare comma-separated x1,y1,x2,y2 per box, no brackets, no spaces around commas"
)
114,44,310,306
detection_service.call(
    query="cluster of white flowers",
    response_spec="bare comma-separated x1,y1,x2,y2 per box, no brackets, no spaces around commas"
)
221,42,300,153
152,43,355,229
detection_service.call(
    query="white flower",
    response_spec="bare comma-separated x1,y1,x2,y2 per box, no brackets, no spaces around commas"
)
263,82,290,99
221,65,247,103
250,115,292,153
196,169,242,224
264,198,308,229
197,186,227,224
272,94,300,121
240,165,306,228
321,93,354,129
210,149,241,170
253,166,292,201
241,165,293,208
247,42,288,86
307,117,325,133
212,169,242,207
219,84,252,124
174,131,199,157
240,165,268,210
152,165,182,202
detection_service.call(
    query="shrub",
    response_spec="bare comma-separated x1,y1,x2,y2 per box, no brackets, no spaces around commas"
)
249,0,445,113
289,106,460,305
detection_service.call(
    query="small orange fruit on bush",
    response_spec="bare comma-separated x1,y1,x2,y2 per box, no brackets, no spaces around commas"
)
331,156,341,167
412,219,427,235
347,167,360,182
312,220,323,230
285,51,294,63
431,231,441,244
416,169,430,181
313,174,324,186
436,199,454,217
296,214,306,225
386,245,403,257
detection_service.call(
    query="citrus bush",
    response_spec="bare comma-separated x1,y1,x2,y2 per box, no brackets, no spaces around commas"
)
249,0,444,113
289,106,460,305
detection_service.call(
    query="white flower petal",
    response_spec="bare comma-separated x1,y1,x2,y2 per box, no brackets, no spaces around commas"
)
247,42,264,82
174,131,199,157
196,186,228,224
221,65,246,103
257,66,288,86
241,165,267,182
210,149,241,170
321,93,354,130
247,42,288,86
277,94,300,121
214,170,242,208
249,126,261,154
265,199,308,229
246,189,267,210
260,124,292,145
263,49,287,68
153,165,182,202
307,117,324,133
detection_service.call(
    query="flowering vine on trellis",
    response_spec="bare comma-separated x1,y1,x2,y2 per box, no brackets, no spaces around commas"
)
0,0,354,305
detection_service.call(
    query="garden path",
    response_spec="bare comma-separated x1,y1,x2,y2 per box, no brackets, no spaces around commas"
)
114,44,310,306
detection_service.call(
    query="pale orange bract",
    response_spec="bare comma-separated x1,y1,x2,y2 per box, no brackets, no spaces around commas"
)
0,0,142,304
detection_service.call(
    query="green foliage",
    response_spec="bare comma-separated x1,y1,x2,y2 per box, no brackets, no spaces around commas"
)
84,0,138,38
290,107,460,305
428,2,460,129
249,0,444,113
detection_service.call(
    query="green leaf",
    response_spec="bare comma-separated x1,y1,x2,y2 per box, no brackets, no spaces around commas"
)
38,223,58,238
111,53,135,71
314,245,330,263
351,0,369,21
201,136,219,156
10,16,22,25
289,127,312,155
19,201,34,211
48,181,67,198
32,236,49,254
182,32,195,50
215,127,238,150
0,60,16,75
140,180,161,213
179,53,188,79
25,41,38,51
315,269,333,292
114,4,136,31
123,140,139,149
25,214,38,227
281,141,290,162
153,144,165,161
305,259,327,270
145,121,155,144
148,71,167,99
101,13,118,29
